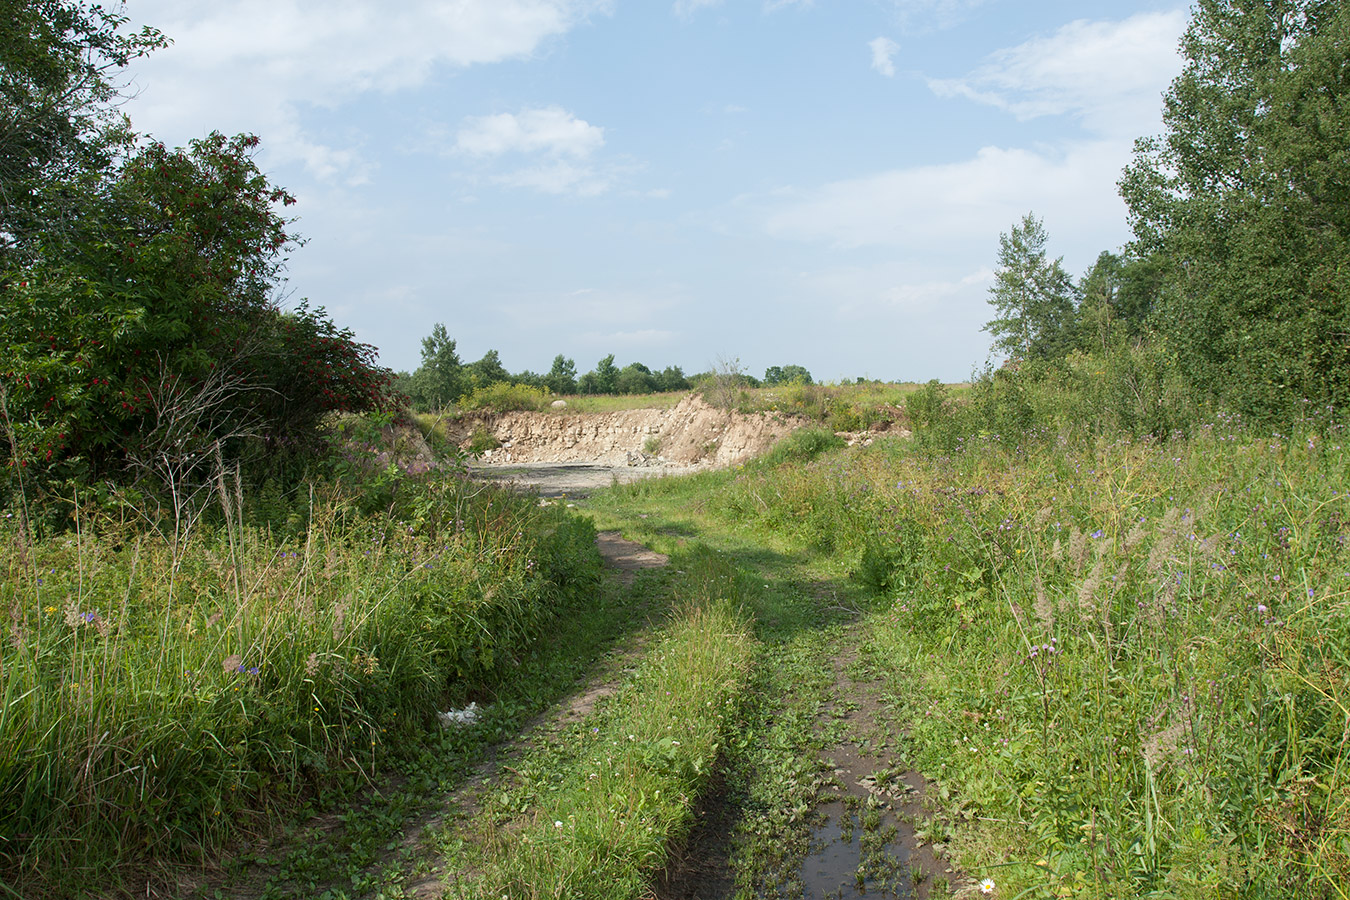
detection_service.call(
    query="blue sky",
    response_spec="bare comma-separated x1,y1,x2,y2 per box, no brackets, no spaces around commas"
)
123,0,1189,383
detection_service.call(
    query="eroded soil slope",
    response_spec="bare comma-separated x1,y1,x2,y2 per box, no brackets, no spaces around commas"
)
446,394,805,467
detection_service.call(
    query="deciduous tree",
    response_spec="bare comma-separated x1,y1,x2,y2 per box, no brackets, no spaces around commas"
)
983,214,1076,361
1120,0,1350,416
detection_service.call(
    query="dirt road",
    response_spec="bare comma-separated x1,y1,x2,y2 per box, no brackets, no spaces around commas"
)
469,461,702,498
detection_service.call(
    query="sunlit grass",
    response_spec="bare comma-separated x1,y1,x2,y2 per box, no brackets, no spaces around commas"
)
0,477,601,897
446,550,756,900
595,414,1350,897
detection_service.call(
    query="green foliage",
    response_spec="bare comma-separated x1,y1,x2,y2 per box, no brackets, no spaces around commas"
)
757,426,846,468
459,381,551,413
0,0,166,269
1120,0,1350,420
0,468,602,895
0,132,393,500
686,411,1350,896
465,348,509,391
579,353,620,395
655,364,691,392
406,323,464,411
615,361,657,395
763,364,813,386
544,353,578,395
983,213,1077,361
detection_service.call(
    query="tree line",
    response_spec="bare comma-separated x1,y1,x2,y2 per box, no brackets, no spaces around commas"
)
396,323,817,412
983,0,1350,426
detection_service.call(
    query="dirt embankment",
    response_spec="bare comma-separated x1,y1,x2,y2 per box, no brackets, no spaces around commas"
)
443,394,806,468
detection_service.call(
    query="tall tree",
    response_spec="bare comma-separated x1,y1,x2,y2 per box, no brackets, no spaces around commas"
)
466,349,508,389
544,354,577,395
1120,0,1350,416
0,0,165,269
408,324,463,410
983,213,1077,361
590,353,618,395
1,132,392,486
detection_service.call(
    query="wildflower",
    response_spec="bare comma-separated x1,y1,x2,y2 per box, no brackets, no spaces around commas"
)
980,877,996,894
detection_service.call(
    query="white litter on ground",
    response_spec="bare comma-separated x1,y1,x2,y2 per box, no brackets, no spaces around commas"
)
437,702,480,728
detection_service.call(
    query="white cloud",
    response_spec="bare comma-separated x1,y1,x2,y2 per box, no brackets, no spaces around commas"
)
490,161,612,196
761,140,1130,260
451,107,617,195
927,10,1187,138
587,329,678,345
125,0,609,179
869,36,899,77
456,107,605,158
878,268,993,311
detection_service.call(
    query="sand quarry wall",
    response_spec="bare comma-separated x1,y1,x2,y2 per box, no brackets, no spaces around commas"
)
443,395,807,467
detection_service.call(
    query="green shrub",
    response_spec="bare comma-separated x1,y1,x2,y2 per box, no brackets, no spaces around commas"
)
758,427,846,468
467,424,500,456
459,382,550,413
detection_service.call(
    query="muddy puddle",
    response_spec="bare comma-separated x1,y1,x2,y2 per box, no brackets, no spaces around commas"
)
801,799,915,899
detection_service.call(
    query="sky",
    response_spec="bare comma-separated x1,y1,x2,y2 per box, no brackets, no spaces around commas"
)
121,0,1191,383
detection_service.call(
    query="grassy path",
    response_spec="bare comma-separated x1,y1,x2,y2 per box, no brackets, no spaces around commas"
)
191,473,962,900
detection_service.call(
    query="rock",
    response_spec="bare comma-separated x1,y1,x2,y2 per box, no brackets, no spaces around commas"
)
551,399,568,408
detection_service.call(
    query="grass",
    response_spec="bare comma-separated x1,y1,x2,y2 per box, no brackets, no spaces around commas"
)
432,547,756,900
586,410,1350,897
0,473,602,898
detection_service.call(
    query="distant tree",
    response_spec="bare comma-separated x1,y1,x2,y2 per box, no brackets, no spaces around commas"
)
576,371,601,395
656,365,690,392
512,369,545,389
764,365,813,386
616,362,657,395
589,354,619,394
407,323,463,410
466,349,509,389
544,354,577,395
983,213,1077,361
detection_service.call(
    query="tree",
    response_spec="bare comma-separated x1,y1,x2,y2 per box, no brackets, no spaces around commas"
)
1,132,393,489
0,0,165,270
584,354,618,395
1120,0,1350,416
466,349,508,390
544,354,577,395
764,365,813,386
656,365,690,392
983,213,1077,361
407,324,464,410
615,362,657,395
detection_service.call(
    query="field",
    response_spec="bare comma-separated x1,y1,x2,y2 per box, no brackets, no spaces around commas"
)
3,406,1347,899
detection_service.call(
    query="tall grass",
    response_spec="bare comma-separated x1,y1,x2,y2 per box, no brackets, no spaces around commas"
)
0,475,600,896
698,415,1349,897
457,551,756,900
